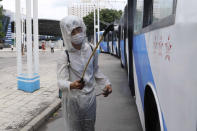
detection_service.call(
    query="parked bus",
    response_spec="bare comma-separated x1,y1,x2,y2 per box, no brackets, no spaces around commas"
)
98,25,120,57
96,31,109,53
101,0,197,131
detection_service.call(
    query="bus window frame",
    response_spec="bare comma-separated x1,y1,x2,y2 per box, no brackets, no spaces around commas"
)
143,0,153,28
135,0,177,35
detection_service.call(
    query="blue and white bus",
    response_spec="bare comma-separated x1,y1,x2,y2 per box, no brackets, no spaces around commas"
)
96,31,109,53
98,26,120,56
103,0,197,131
108,28,119,56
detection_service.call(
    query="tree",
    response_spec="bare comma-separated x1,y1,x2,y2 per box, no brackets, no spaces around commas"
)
83,9,122,39
0,0,5,40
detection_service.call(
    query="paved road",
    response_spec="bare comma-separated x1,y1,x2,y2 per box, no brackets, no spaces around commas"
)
0,57,16,69
38,53,143,131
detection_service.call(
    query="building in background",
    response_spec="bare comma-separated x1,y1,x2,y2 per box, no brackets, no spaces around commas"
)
4,22,13,45
3,10,14,21
81,0,91,2
2,10,15,46
67,0,127,18
68,2,106,18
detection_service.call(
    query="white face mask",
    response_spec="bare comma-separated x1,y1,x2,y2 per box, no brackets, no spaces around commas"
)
71,32,85,45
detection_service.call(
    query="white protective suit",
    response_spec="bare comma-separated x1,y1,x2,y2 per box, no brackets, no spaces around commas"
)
57,15,111,131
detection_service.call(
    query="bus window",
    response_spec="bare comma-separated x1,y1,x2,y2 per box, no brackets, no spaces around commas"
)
134,0,144,33
153,0,174,23
143,0,153,27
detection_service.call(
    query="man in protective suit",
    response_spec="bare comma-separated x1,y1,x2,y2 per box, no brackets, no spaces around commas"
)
57,15,112,131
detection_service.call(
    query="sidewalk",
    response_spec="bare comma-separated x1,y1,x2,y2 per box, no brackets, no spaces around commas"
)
0,51,61,130
0,48,63,58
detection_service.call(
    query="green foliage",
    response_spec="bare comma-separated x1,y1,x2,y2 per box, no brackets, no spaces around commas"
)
0,23,4,39
83,9,122,38
0,1,5,39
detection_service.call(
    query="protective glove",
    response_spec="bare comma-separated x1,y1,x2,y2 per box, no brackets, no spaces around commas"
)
103,84,112,97
70,80,84,90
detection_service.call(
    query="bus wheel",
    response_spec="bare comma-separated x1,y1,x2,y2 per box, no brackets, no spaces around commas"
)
144,86,161,131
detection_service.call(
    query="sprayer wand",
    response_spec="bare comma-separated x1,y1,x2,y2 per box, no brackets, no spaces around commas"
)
80,24,114,84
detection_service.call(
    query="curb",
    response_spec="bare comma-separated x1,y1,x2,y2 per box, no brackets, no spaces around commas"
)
20,99,61,131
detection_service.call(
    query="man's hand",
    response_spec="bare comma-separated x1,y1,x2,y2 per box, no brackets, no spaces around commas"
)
70,80,84,90
103,84,112,97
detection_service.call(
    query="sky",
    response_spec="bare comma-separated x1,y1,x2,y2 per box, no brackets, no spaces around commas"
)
0,0,126,20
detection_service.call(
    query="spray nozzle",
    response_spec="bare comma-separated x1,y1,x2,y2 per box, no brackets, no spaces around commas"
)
103,24,114,37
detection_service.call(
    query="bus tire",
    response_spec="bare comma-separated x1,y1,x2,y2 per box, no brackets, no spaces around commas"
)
144,86,161,131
